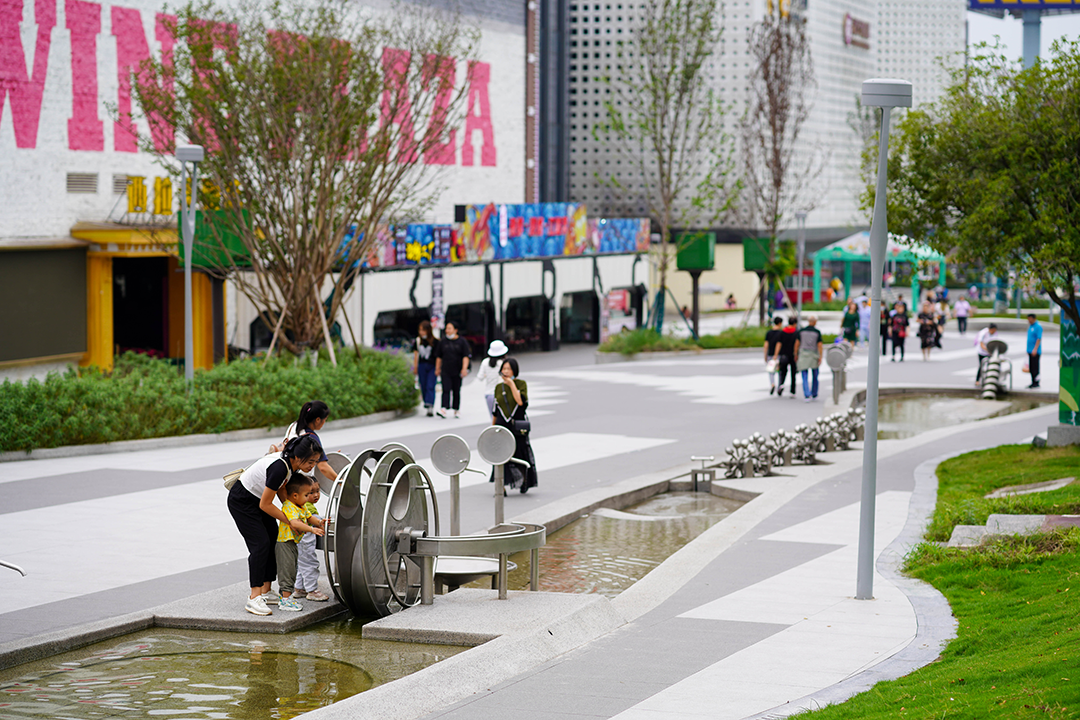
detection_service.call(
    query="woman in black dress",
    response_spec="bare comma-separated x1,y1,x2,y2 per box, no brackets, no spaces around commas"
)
491,358,538,493
918,302,936,361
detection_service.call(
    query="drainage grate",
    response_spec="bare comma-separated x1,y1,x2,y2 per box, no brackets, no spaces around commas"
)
66,172,99,194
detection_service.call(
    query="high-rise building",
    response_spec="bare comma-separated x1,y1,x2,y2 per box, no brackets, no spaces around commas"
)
568,0,968,242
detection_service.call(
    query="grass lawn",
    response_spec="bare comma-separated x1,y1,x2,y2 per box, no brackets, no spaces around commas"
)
799,444,1080,719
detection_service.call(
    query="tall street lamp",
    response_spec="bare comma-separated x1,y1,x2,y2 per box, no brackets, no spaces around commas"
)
177,144,205,386
795,210,807,320
856,79,910,601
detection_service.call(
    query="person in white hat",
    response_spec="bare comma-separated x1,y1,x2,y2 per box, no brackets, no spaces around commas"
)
475,339,510,417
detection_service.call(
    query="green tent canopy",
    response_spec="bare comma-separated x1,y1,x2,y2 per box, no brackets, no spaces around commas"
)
812,231,946,303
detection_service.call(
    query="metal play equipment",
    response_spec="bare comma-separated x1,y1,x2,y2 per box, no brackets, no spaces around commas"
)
323,436,546,617
980,339,1013,399
476,425,531,526
827,343,853,405
313,451,351,493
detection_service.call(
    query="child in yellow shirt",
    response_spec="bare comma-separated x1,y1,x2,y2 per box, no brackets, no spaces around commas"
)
275,476,324,612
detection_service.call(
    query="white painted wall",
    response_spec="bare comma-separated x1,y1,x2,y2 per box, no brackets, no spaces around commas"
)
0,0,525,238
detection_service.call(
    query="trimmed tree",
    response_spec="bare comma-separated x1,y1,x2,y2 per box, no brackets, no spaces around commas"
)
594,0,738,330
129,0,478,357
739,4,824,325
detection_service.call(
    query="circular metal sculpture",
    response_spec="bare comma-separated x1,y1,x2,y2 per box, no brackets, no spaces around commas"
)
313,451,351,494
477,425,516,465
324,439,546,618
431,434,471,476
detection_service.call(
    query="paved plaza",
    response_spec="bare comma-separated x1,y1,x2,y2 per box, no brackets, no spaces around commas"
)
0,319,1062,718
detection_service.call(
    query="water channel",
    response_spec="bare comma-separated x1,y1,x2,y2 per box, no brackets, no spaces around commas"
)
0,491,743,718
876,393,1052,440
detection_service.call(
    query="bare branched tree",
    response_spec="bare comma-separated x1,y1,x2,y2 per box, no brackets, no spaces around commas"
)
594,0,738,329
739,5,825,324
130,0,478,356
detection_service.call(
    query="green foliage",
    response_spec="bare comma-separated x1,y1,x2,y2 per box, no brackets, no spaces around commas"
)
0,350,418,453
924,444,1080,542
876,39,1080,327
130,0,477,354
597,326,838,355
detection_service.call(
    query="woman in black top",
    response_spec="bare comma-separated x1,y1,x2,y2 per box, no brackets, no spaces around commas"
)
891,302,908,362
434,321,471,418
491,358,537,493
412,320,439,416
227,435,324,616
917,302,936,361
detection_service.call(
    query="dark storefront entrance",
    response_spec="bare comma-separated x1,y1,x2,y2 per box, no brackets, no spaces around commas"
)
112,257,168,357
559,290,600,343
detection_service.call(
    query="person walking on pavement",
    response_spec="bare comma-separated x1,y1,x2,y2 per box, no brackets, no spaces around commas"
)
434,321,471,418
879,303,891,356
777,316,800,397
764,316,783,395
953,296,971,335
491,358,538,493
918,302,936,361
1026,314,1042,389
890,301,908,362
858,298,872,347
841,302,859,347
974,323,998,386
476,339,510,414
412,320,439,416
796,315,823,402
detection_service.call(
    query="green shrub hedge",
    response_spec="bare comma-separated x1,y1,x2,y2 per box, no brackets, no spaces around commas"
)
0,349,418,453
598,327,838,355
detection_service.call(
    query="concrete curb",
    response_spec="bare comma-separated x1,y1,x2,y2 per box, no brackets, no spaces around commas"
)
0,611,156,670
301,592,626,720
0,409,414,464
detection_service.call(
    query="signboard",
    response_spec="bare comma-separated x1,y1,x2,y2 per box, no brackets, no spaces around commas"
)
177,210,252,269
843,13,871,50
970,0,1080,10
431,269,445,332
600,289,635,344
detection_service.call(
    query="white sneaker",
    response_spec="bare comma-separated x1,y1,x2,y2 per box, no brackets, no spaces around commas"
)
245,596,272,616
804,396,812,403
260,590,281,605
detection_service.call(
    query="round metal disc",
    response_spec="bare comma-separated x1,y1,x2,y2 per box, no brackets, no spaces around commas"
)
313,451,350,494
477,425,516,466
431,434,470,476
826,345,848,370
986,339,1008,356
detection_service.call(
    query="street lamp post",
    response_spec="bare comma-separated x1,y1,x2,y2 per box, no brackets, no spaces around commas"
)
795,211,807,320
856,79,911,601
177,144,205,387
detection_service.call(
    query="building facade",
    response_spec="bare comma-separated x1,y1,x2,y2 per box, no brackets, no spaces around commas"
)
566,0,967,306
0,0,532,375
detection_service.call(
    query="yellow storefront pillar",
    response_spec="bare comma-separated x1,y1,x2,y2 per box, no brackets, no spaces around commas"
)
192,272,215,370
82,255,114,370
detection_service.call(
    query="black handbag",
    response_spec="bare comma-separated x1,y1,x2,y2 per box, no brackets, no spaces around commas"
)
513,416,531,436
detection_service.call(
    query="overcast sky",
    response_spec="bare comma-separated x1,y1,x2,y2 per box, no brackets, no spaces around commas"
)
966,9,1080,59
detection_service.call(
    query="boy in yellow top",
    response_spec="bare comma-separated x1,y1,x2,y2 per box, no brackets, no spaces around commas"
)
275,475,324,612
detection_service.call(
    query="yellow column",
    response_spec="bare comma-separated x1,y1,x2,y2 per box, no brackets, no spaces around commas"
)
192,272,215,370
83,255,114,370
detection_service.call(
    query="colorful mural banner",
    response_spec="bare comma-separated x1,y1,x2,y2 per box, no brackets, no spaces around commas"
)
338,205,649,269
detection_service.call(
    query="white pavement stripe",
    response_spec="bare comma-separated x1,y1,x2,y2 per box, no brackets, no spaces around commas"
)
532,369,832,405
0,432,672,616
613,492,915,720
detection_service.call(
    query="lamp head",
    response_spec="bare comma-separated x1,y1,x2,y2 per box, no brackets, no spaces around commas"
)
176,144,205,162
861,79,912,109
